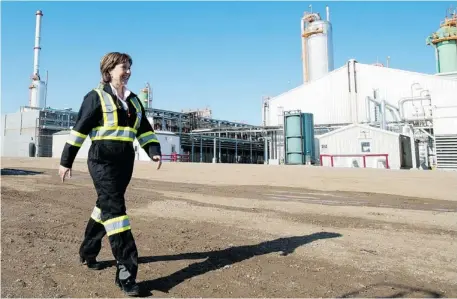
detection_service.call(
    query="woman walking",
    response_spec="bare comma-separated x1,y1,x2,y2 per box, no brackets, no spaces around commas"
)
59,52,162,296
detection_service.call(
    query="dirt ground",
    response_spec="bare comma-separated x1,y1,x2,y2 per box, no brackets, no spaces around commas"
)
1,157,457,298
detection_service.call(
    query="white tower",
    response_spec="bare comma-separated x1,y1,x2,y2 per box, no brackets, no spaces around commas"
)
301,6,334,83
28,10,46,109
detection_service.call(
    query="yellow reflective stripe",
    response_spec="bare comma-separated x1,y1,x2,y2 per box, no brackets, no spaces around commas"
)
105,93,118,127
66,130,87,147
137,131,160,147
129,97,142,131
94,88,118,127
103,215,131,237
94,89,108,126
89,126,137,141
90,206,102,223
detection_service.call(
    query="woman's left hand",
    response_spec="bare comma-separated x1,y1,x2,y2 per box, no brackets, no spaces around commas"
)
152,155,162,170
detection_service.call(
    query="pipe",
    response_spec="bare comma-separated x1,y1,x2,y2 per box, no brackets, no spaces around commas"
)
301,17,309,83
33,10,43,78
365,96,400,124
381,100,387,130
384,104,401,121
264,137,269,164
353,59,358,123
418,128,435,140
213,137,217,163
326,6,330,22
398,96,432,120
365,96,372,123
347,61,352,123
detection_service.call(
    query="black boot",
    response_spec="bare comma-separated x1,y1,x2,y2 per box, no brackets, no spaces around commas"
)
114,267,140,297
118,278,140,297
79,256,104,270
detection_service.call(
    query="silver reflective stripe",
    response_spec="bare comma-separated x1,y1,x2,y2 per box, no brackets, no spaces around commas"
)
89,127,136,141
129,97,142,131
103,215,131,236
137,131,160,147
91,206,102,223
94,88,118,127
67,130,87,147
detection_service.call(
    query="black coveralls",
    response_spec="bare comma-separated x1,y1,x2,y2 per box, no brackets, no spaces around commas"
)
60,83,161,284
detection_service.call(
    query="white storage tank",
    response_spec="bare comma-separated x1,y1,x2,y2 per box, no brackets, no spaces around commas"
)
301,6,334,83
29,80,46,108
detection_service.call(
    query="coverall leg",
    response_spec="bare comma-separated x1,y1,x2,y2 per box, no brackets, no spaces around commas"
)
81,144,139,285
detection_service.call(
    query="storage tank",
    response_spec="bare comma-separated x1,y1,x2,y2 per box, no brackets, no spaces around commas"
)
302,112,315,164
284,111,303,164
301,6,334,83
283,111,316,165
426,9,457,74
29,79,46,108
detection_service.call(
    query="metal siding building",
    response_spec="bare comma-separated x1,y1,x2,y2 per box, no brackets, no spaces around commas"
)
265,61,457,126
316,124,412,170
1,110,41,157
266,65,350,126
51,130,181,161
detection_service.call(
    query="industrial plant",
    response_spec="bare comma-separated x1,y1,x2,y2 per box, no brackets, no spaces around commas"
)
2,5,457,171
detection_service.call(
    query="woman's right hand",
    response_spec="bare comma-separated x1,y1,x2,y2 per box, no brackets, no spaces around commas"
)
59,165,72,182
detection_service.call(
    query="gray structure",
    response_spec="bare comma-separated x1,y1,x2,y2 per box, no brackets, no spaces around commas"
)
1,105,265,164
1,106,76,158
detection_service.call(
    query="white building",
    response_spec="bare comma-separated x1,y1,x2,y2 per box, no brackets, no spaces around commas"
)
263,60,457,170
316,123,414,170
52,130,180,162
264,60,457,127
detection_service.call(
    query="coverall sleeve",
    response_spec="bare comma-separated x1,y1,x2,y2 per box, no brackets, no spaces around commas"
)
60,91,101,168
136,106,162,158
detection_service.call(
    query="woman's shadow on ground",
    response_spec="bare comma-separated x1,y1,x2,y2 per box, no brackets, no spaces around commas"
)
134,231,342,296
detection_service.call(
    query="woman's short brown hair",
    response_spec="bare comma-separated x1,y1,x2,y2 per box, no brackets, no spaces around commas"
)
100,52,133,83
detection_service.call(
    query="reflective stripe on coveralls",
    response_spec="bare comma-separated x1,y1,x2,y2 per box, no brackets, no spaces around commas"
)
103,216,131,237
89,127,137,142
90,206,132,236
91,88,150,142
129,97,142,131
66,130,87,147
137,132,160,147
90,206,102,223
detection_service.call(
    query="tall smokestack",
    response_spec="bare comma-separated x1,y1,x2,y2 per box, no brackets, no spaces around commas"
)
28,10,44,109
33,10,43,79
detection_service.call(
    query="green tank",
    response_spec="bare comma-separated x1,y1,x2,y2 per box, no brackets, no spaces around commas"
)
283,110,315,165
426,13,457,73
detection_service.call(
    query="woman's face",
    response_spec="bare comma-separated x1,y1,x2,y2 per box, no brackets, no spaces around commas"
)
110,62,131,86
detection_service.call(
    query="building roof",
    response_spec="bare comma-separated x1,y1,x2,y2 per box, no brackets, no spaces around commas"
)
269,60,457,103
317,123,402,139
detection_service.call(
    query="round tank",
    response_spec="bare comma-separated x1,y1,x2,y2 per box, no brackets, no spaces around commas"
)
305,20,334,81
435,25,457,73
284,113,303,164
426,11,457,73
302,113,315,164
301,10,334,83
29,80,46,108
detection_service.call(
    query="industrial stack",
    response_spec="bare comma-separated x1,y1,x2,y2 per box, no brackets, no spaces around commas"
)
300,5,334,83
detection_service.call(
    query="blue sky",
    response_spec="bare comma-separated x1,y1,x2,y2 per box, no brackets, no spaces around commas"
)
1,1,451,124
